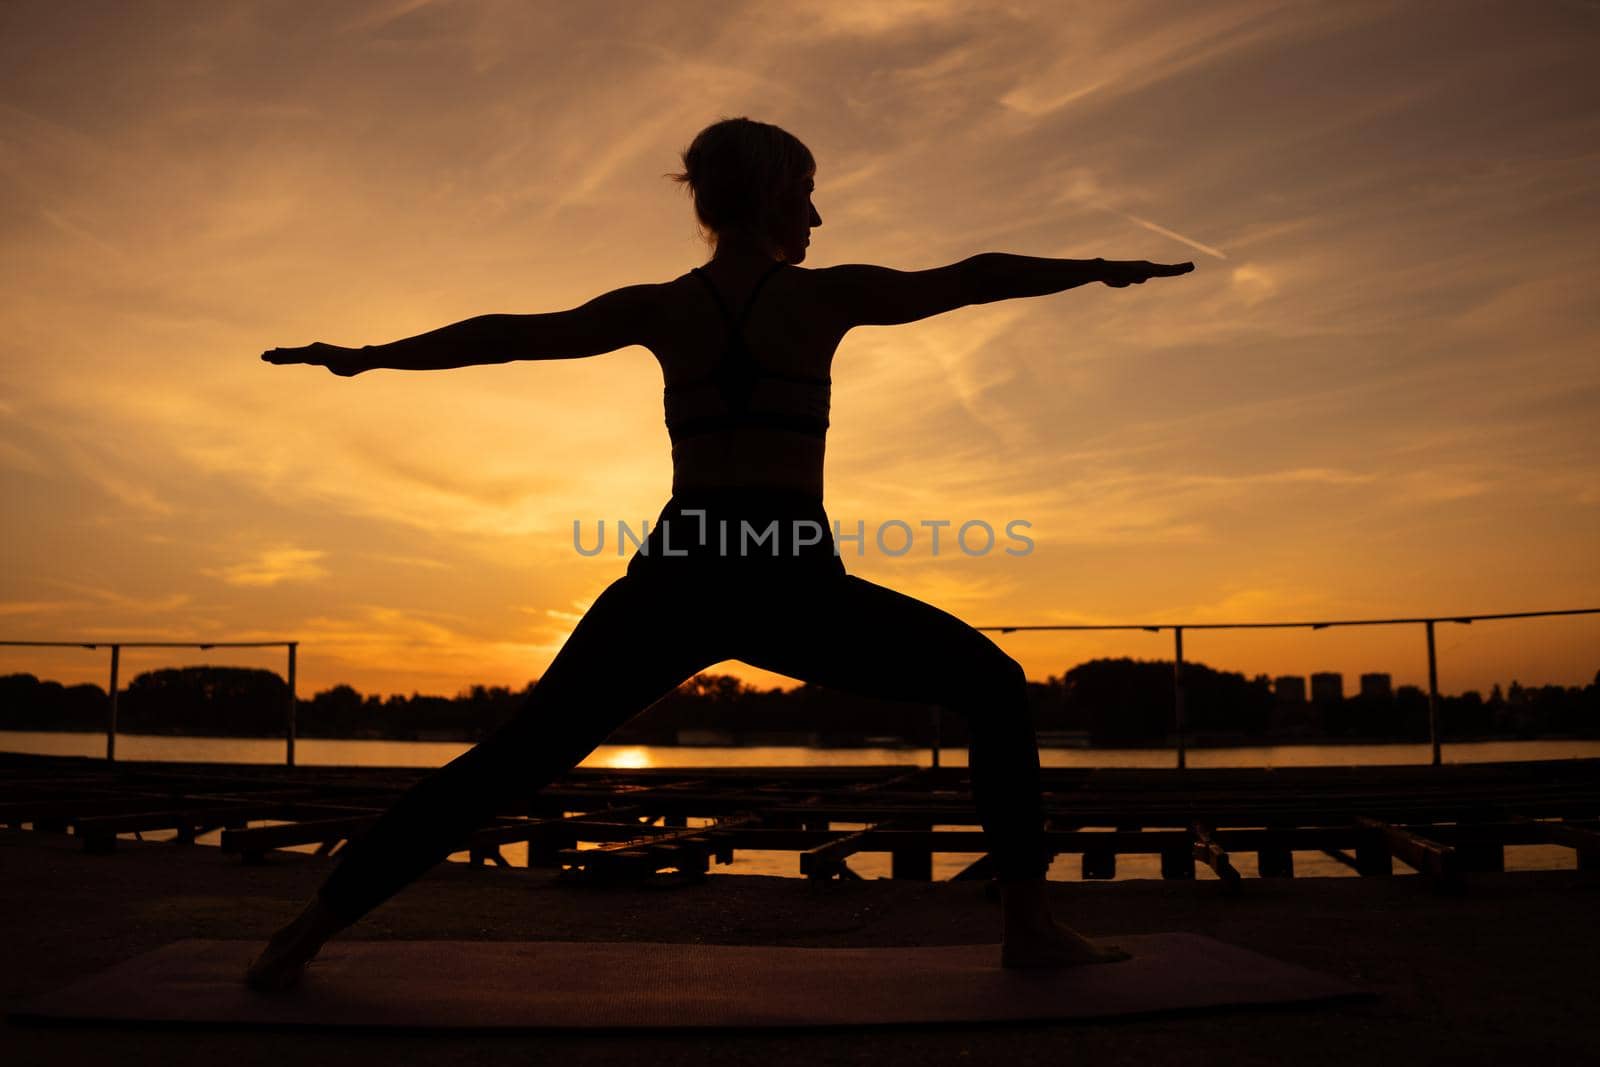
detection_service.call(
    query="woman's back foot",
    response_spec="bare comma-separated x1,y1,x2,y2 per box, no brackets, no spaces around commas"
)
243,895,348,991
244,949,309,992
243,920,325,991
1001,919,1132,969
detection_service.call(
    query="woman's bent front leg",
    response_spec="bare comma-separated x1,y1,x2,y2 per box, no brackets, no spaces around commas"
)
732,572,1050,882
729,571,1127,968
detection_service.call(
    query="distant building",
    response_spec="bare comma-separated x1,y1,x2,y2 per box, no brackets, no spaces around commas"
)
1360,673,1393,701
1269,675,1317,737
1311,672,1344,704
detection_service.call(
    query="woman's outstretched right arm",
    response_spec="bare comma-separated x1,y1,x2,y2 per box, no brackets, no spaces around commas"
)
261,284,659,375
816,255,1194,329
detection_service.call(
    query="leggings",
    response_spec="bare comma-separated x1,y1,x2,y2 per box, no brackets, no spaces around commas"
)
317,489,1049,923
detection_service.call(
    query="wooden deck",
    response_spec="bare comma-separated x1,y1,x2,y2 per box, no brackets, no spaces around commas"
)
2,751,1597,890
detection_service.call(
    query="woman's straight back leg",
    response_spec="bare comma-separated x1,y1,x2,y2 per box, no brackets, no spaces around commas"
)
316,569,728,924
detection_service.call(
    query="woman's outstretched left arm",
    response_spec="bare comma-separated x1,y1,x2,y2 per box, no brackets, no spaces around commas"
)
261,284,659,375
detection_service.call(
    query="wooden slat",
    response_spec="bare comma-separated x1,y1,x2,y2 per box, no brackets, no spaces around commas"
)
799,823,886,880
1503,815,1600,871
1191,822,1241,891
1356,816,1461,890
73,803,291,853
556,815,760,881
3,752,1596,890
220,815,381,856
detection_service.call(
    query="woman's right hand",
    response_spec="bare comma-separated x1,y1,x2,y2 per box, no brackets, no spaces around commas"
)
1100,260,1195,287
261,342,369,377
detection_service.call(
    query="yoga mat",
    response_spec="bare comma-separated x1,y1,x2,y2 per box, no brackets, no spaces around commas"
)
11,934,1372,1030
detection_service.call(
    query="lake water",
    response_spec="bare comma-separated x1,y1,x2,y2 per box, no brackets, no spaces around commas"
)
5,731,1595,881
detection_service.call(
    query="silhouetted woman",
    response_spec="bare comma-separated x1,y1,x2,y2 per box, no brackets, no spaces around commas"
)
249,117,1192,989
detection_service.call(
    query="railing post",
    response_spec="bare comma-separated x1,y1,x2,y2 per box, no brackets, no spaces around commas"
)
929,706,941,769
1425,620,1441,766
286,641,298,768
106,644,120,763
1173,627,1187,770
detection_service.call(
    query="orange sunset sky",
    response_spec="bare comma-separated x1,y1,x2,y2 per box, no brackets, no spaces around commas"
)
2,0,1597,702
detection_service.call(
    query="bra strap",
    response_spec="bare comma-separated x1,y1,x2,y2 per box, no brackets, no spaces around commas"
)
689,261,787,338
688,267,733,327
736,261,786,333
686,261,791,414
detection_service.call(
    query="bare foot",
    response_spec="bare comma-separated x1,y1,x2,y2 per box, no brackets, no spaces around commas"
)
243,902,344,991
1002,918,1132,969
997,878,1130,969
244,897,346,992
244,923,320,992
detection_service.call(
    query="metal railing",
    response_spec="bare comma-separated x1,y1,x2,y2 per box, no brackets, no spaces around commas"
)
4,608,1597,771
0,641,299,765
978,608,1600,768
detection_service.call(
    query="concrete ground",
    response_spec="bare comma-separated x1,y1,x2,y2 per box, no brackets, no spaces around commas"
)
3,827,1597,1066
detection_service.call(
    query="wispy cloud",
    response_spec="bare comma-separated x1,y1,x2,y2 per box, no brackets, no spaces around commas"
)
335,0,444,36
37,580,194,614
1098,207,1228,260
362,552,454,571
0,600,77,617
48,437,174,518
204,548,329,588
791,0,965,37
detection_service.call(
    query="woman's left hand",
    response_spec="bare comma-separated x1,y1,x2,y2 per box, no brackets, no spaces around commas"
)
261,342,369,377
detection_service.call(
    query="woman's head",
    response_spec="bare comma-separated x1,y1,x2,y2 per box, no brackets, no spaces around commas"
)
670,118,821,263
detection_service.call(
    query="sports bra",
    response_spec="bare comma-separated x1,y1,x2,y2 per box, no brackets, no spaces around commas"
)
663,262,831,443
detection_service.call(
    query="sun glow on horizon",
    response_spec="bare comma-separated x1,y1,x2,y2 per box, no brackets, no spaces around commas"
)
2,1,1596,701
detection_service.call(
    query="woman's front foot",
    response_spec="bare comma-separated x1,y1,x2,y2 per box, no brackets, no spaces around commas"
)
998,879,1131,969
1001,918,1131,969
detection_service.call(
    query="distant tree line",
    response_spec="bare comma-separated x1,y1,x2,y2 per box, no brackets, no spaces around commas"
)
1,660,1596,746
1053,661,1600,744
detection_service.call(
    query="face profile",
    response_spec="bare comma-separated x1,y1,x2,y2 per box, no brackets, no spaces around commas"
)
769,170,822,264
